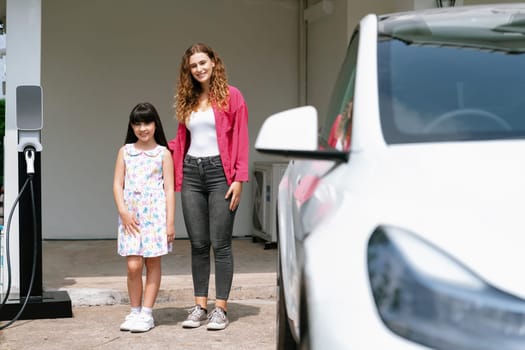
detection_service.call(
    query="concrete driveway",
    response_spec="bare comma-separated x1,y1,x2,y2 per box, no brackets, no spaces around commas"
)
0,238,277,349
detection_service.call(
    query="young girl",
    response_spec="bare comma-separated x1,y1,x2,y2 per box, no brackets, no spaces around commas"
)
169,43,249,330
113,102,175,333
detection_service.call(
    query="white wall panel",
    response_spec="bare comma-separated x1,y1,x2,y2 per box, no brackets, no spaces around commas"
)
304,0,403,126
3,0,41,292
41,0,298,239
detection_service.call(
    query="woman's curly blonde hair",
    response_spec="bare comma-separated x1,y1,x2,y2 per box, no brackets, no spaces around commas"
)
174,43,229,124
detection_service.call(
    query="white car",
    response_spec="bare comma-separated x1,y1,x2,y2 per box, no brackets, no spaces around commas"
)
256,4,525,350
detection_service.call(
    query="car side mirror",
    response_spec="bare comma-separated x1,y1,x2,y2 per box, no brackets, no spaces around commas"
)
255,106,318,152
255,105,348,162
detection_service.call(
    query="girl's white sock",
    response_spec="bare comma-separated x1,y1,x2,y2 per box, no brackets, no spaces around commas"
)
131,306,141,314
141,307,153,316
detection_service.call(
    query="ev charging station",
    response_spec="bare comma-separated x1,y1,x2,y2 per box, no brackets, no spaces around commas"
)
0,86,72,321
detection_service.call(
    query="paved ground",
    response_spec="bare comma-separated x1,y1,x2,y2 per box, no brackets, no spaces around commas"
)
0,238,278,349
0,300,276,350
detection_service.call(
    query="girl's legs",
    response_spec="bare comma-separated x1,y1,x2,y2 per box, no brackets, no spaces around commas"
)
126,255,144,308
143,256,161,308
120,255,144,331
127,257,158,333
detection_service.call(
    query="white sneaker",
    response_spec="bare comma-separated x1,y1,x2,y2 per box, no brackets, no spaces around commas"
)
130,313,155,333
120,312,139,331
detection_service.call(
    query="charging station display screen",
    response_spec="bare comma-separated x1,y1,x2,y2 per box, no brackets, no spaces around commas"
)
16,85,42,131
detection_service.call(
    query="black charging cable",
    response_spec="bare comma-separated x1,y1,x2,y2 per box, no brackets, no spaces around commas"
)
0,147,39,329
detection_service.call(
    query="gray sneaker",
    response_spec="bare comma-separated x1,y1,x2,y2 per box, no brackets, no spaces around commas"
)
182,305,208,328
207,307,229,330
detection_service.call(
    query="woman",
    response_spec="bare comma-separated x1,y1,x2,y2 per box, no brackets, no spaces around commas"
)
169,43,249,330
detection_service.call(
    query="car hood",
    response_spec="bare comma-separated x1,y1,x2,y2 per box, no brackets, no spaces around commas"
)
347,140,525,299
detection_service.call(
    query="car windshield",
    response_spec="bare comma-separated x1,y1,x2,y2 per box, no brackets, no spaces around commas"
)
378,10,525,144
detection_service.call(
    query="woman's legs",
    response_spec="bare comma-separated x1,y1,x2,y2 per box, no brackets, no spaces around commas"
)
181,176,213,328
182,193,235,310
181,155,236,319
182,185,212,308
126,256,144,308
207,201,234,331
182,156,212,309
209,189,236,310
143,256,161,308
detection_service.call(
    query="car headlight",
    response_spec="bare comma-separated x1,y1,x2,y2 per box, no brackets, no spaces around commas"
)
367,225,525,350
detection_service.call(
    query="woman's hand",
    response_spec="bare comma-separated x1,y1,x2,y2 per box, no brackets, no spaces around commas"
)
225,181,243,211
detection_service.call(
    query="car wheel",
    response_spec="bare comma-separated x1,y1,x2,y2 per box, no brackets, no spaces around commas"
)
277,255,298,349
299,275,311,350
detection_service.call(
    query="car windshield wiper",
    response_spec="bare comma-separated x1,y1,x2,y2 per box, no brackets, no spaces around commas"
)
493,16,525,34
380,32,525,54
379,33,414,45
492,26,525,35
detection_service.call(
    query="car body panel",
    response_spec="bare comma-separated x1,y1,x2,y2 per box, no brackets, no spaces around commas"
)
304,140,525,348
277,158,337,338
256,4,525,349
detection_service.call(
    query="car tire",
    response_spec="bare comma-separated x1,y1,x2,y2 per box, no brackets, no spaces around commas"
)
299,278,311,350
277,255,298,349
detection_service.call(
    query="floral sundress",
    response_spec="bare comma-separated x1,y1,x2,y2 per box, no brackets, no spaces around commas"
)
118,143,172,257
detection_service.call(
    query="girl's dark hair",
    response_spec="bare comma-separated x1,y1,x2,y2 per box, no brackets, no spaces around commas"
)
125,102,168,146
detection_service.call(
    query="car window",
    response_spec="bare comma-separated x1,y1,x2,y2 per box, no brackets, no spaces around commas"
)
319,31,359,151
378,36,525,144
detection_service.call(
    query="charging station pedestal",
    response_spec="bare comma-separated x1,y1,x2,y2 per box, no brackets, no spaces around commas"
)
0,86,72,320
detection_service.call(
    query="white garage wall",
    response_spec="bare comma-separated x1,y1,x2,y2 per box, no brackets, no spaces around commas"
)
41,0,299,239
305,0,347,117
33,0,471,240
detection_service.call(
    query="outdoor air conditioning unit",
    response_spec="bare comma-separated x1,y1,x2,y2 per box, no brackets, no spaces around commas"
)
251,161,288,248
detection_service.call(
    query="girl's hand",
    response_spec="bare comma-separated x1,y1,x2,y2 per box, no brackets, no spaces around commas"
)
120,211,140,235
225,181,242,211
167,231,175,242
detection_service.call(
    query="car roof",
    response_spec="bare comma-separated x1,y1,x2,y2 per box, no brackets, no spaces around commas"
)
377,4,525,53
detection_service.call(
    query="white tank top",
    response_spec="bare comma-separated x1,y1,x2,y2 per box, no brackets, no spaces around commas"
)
186,108,220,157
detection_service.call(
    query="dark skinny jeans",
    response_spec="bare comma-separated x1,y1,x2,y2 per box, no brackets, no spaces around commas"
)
181,154,236,300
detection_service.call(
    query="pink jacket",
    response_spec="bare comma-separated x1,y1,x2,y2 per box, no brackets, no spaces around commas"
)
168,85,250,192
